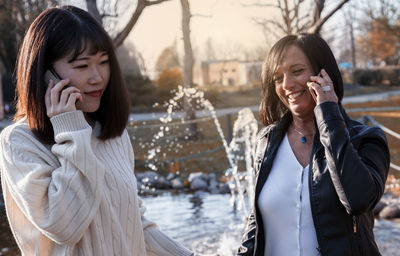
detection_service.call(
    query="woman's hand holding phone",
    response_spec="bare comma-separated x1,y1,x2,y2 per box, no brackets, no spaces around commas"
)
45,78,83,118
307,69,338,105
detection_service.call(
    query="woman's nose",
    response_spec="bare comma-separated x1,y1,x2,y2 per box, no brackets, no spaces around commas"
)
88,66,103,84
282,75,294,90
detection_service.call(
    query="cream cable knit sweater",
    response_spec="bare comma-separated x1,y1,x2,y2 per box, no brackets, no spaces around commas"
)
0,111,192,256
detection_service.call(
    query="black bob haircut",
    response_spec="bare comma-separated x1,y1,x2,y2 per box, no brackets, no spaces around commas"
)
15,6,130,144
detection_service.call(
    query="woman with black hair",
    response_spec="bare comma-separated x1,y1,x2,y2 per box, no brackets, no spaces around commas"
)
0,6,193,256
237,34,390,255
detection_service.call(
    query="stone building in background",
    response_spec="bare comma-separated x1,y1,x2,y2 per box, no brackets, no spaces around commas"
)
194,60,262,87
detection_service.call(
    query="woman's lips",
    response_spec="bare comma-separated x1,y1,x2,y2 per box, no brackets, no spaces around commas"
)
85,90,103,98
287,90,306,102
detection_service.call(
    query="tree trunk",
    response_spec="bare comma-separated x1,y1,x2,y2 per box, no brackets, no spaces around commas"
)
349,21,356,71
180,0,197,138
112,0,146,48
308,0,350,34
86,0,102,24
85,0,170,48
312,0,325,27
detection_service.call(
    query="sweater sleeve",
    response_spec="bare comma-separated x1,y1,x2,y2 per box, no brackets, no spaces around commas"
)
0,111,105,245
121,130,193,256
139,197,193,256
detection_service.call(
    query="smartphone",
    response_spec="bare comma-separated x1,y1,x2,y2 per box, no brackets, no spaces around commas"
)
44,67,78,105
44,67,62,86
308,71,321,103
309,85,317,103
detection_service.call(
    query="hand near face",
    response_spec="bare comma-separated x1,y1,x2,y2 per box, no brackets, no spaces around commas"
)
45,79,83,118
307,69,338,105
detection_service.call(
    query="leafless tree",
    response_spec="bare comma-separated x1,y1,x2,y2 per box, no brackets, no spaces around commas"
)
180,0,198,138
308,0,350,34
84,0,171,48
342,5,357,70
0,0,54,113
246,0,350,38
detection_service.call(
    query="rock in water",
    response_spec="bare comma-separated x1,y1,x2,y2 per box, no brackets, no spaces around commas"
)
379,205,400,219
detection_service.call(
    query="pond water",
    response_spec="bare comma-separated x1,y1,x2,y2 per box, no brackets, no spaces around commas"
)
142,192,400,256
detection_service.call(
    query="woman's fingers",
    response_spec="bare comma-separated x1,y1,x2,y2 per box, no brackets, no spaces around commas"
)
46,78,83,118
320,69,333,84
59,87,80,105
66,92,82,108
309,73,325,85
50,79,70,107
307,81,321,95
308,69,338,104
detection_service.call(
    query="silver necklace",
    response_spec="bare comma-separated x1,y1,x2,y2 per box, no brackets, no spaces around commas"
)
292,125,315,144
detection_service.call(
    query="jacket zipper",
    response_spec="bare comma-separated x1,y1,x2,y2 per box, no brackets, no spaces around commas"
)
352,216,357,233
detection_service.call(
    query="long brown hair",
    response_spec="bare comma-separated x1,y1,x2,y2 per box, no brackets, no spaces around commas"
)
259,33,344,126
14,6,130,144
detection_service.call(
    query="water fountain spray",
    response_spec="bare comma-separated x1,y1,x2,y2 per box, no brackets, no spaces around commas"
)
144,85,259,217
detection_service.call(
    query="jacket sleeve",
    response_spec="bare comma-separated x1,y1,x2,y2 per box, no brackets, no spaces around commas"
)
237,207,256,255
122,131,193,256
315,102,390,215
0,111,105,245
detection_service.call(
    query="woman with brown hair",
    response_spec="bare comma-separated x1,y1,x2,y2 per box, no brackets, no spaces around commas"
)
237,34,390,255
0,6,193,256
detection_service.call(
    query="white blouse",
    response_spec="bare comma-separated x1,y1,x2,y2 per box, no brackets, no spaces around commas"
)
258,134,319,256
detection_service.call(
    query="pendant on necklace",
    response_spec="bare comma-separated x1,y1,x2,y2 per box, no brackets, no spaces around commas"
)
300,136,307,144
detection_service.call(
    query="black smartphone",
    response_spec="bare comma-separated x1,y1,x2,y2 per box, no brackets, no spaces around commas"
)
44,67,62,86
308,71,322,103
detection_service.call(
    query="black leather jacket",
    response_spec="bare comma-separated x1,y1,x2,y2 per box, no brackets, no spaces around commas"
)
237,102,390,256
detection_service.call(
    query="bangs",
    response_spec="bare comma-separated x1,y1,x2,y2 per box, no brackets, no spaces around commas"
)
67,29,109,62
46,9,111,64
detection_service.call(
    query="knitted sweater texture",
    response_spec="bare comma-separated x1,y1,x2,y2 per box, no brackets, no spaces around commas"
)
0,111,192,256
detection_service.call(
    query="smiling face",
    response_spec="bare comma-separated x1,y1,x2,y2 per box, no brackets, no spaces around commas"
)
273,44,316,119
52,47,110,113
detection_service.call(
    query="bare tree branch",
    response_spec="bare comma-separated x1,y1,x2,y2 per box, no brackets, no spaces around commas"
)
100,0,106,15
48,0,58,7
311,0,325,27
253,17,287,35
248,0,350,38
144,0,170,7
86,0,102,24
242,3,280,8
308,0,350,34
112,0,170,48
85,0,170,48
101,13,119,19
113,0,118,15
191,13,212,18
